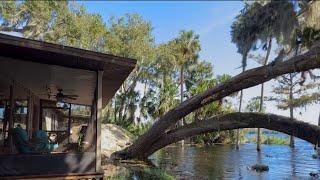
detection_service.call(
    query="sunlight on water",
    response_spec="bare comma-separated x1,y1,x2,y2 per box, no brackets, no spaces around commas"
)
150,136,320,179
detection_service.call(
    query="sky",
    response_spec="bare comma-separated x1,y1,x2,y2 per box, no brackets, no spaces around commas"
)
81,1,319,125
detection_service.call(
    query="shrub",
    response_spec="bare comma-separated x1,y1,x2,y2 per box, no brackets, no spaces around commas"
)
251,135,288,145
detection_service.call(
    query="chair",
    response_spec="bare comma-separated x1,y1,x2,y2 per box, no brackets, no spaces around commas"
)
12,126,58,154
12,126,35,154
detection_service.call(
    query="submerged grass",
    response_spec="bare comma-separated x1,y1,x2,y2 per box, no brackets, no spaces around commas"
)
251,164,269,172
312,154,319,159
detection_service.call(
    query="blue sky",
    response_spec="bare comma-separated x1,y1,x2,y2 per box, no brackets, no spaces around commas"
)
82,1,244,76
81,1,319,124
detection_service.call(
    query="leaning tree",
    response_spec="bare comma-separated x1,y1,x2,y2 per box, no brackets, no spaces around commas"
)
112,41,320,160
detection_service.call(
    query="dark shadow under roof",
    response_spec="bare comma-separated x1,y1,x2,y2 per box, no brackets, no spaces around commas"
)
0,33,137,105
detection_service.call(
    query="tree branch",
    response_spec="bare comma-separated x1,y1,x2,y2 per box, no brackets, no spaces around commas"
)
118,41,320,159
141,112,320,158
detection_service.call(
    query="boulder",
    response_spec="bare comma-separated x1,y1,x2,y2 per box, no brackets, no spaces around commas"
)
101,124,133,159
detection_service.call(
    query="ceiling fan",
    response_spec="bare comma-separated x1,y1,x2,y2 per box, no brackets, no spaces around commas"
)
51,89,78,101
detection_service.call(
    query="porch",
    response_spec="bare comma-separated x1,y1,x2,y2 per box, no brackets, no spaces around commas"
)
0,34,136,178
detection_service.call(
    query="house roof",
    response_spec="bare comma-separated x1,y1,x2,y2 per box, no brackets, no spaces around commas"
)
0,33,137,105
0,33,136,71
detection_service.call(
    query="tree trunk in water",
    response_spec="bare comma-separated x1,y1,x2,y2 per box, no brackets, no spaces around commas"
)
235,89,243,149
236,57,246,150
111,43,320,160
318,112,320,148
257,37,272,151
180,66,185,147
140,113,320,158
289,73,295,148
257,83,264,151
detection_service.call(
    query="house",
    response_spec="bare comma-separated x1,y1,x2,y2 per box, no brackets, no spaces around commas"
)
0,34,136,179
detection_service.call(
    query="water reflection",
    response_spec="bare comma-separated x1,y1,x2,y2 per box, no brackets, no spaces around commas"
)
151,137,320,179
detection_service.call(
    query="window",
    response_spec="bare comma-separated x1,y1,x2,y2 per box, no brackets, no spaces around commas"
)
42,108,69,131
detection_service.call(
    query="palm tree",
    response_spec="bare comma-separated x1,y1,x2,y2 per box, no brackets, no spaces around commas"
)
231,0,297,150
231,3,259,149
174,30,201,146
155,43,180,118
251,0,297,150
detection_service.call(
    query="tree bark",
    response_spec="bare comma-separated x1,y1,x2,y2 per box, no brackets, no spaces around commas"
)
289,73,295,148
289,40,301,148
141,113,320,158
236,57,247,150
257,37,272,151
112,42,320,160
236,90,244,149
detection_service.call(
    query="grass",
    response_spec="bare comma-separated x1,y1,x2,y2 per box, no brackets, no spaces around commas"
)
137,168,174,180
251,135,288,145
105,167,174,180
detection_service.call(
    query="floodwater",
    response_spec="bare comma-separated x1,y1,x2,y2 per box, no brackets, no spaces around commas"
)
149,134,320,179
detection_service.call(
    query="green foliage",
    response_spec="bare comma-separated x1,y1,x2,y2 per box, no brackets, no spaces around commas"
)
192,132,219,145
251,135,288,145
232,0,298,68
126,123,151,137
192,129,247,145
231,2,260,68
290,92,320,109
173,30,201,68
186,67,235,144
246,97,266,112
136,168,174,180
191,127,247,145
296,27,320,48
172,30,201,128
254,1,297,46
0,1,68,39
104,14,155,128
270,74,319,111
106,167,174,180
0,1,236,144
0,1,107,49
105,14,154,61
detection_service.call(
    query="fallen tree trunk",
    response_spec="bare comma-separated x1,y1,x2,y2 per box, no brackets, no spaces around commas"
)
113,42,320,160
140,112,320,158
